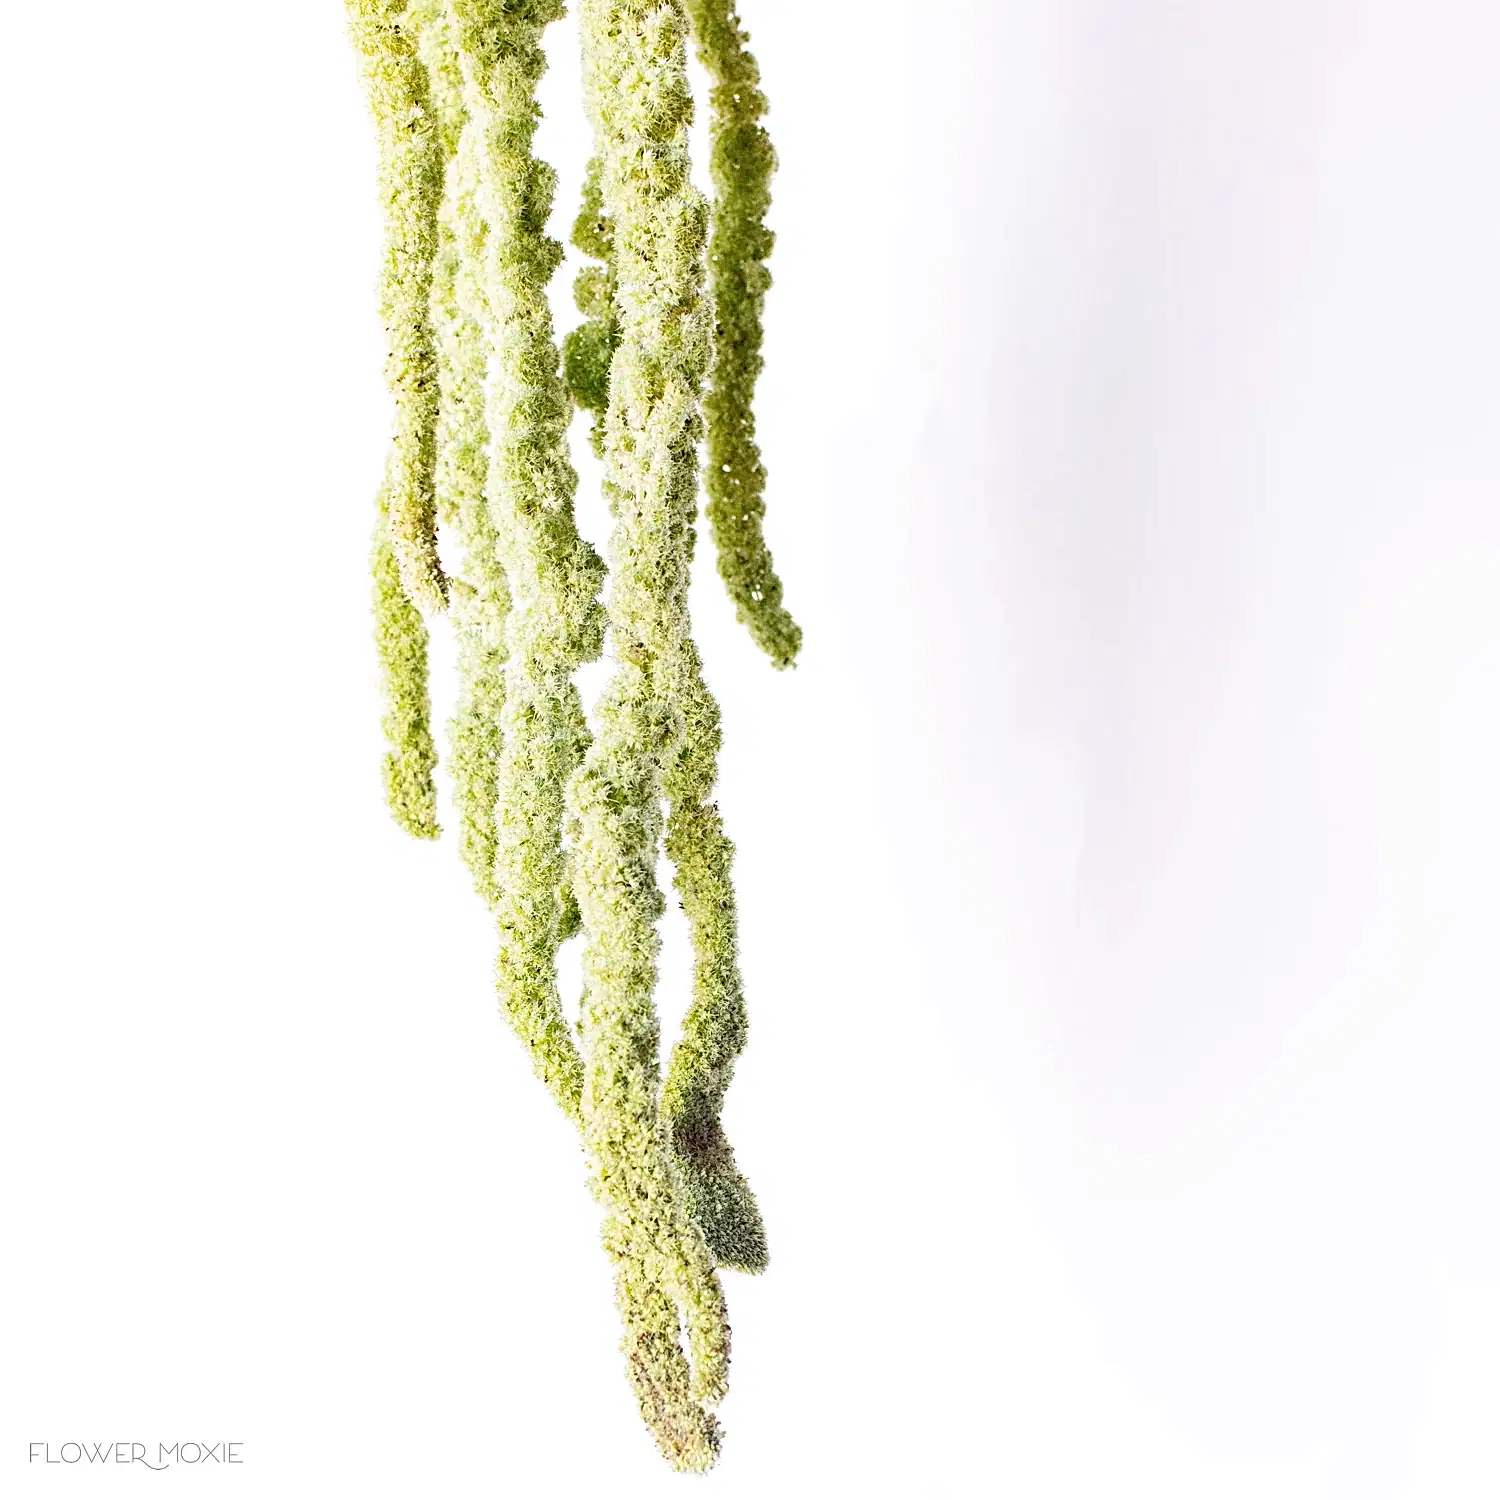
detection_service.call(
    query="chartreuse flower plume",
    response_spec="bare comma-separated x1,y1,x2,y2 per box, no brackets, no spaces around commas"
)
683,0,799,667
349,0,446,837
346,0,450,619
370,473,440,838
568,0,732,1466
559,0,768,1280
444,0,607,1117
419,1,512,903
559,132,767,1268
661,637,767,1273
344,0,794,1472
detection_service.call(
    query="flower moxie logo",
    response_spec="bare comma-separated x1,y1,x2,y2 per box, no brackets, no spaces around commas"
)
29,1442,243,1470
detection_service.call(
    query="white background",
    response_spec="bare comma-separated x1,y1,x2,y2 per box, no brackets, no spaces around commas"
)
3,2,1498,1496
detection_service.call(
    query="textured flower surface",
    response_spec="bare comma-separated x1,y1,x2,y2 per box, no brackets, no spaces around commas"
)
347,0,450,618
567,0,732,1467
344,0,792,1473
447,0,607,1117
684,0,800,668
371,473,440,838
422,1,511,902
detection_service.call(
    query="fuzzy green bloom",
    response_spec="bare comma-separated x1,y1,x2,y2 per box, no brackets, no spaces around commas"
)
421,5,511,903
346,0,451,617
372,472,441,838
683,0,799,667
446,0,607,1117
348,0,791,1473
570,0,733,1470
661,637,767,1273
560,6,770,1279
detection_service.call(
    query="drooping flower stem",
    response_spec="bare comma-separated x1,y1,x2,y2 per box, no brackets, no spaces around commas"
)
345,0,793,1472
446,0,607,1117
682,0,799,667
346,0,450,618
661,638,768,1273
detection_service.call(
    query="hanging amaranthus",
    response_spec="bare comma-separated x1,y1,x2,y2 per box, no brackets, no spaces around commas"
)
418,0,510,900
446,0,608,1118
683,0,800,668
347,0,449,621
345,0,792,1471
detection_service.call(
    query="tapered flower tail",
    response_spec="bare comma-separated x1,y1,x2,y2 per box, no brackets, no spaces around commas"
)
345,0,793,1471
558,9,770,1272
446,0,605,1118
683,0,799,668
571,0,734,1462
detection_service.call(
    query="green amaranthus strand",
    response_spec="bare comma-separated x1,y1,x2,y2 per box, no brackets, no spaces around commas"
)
569,0,731,1469
416,1,511,902
681,0,798,667
371,472,441,838
346,0,450,619
559,15,769,1276
660,638,768,1273
447,0,607,1116
346,0,795,1472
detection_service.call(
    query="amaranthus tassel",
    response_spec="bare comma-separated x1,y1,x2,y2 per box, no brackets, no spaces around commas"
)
447,0,607,1117
570,0,731,1468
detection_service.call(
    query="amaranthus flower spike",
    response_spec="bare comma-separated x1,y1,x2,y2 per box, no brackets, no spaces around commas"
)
344,0,794,1470
683,0,800,668
347,0,450,619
